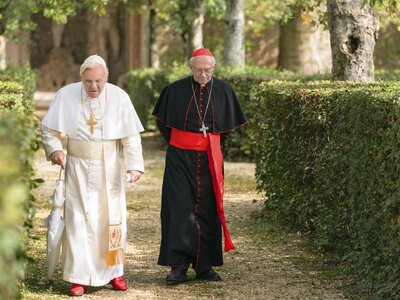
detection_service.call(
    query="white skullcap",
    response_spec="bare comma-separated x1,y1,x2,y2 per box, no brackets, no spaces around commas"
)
80,54,109,76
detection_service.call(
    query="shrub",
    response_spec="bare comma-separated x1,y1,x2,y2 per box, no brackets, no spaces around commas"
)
0,113,34,299
125,68,168,131
0,65,39,299
251,80,400,298
216,66,303,161
0,64,36,101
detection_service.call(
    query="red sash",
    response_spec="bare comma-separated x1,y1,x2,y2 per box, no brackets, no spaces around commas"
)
170,128,235,252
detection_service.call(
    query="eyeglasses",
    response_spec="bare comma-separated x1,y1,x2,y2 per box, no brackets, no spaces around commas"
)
192,67,214,75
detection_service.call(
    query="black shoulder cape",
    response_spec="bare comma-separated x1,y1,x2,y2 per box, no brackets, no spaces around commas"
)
152,76,247,133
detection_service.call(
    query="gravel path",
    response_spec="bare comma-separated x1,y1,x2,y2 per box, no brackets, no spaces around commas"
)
23,134,350,299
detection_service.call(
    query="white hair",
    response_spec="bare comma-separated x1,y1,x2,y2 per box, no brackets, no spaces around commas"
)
188,55,216,66
80,55,109,76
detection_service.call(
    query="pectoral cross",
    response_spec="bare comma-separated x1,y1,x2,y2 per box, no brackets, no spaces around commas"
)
86,114,97,135
200,122,209,137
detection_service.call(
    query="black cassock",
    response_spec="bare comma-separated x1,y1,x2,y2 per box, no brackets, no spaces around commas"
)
153,76,246,271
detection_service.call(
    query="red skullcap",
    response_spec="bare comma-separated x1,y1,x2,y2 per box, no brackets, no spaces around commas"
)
191,48,214,57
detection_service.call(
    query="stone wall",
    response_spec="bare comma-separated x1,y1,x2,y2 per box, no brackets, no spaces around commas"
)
31,5,143,91
278,17,331,74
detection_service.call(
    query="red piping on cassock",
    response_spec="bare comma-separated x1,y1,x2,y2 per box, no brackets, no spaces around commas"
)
170,128,235,252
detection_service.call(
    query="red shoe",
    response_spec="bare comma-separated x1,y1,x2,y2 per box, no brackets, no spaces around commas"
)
111,276,128,291
69,283,86,296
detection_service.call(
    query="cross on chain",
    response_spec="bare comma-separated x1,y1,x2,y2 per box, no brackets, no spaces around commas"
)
86,114,98,135
200,122,209,137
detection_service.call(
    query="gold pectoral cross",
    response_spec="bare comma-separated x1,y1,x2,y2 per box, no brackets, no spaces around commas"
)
86,114,97,135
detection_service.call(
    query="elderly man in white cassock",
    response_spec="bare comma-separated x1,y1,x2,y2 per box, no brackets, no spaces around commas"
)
41,54,144,296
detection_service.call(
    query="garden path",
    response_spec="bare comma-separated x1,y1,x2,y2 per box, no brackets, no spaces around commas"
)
23,134,349,299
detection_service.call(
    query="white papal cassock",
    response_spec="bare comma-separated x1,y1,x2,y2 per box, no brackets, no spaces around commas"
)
41,82,144,286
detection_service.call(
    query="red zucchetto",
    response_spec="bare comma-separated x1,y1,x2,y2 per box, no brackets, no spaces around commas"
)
191,47,214,57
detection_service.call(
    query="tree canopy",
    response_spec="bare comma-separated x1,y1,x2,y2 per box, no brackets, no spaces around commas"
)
0,0,111,39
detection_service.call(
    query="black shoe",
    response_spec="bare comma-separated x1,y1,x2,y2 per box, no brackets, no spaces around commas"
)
195,269,222,281
166,265,188,283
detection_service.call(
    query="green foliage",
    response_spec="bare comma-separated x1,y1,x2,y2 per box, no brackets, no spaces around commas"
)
0,81,25,111
0,113,32,299
150,0,224,35
375,69,400,80
124,63,187,132
251,80,400,298
162,0,197,35
0,0,36,38
363,0,380,7
246,0,326,33
205,0,225,19
0,63,37,101
0,65,40,299
125,68,169,131
0,0,111,38
363,0,400,26
216,66,304,161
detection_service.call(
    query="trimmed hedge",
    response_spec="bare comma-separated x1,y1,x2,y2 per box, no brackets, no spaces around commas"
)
0,66,39,299
0,81,27,111
251,80,400,298
0,112,35,299
125,68,169,131
219,67,315,160
0,64,36,101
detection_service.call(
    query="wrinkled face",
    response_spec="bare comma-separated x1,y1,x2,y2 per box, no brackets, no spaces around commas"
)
189,55,215,86
81,65,108,98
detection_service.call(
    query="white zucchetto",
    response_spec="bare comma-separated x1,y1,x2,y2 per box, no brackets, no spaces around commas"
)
80,55,108,76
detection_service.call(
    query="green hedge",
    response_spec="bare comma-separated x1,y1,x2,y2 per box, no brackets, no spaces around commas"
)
0,112,36,299
0,81,27,111
125,64,310,161
216,67,307,161
125,68,169,131
0,66,39,299
376,69,400,81
251,80,400,298
0,64,36,101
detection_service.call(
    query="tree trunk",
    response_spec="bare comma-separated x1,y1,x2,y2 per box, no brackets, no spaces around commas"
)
189,0,205,53
149,2,160,68
0,36,6,70
223,0,245,66
327,0,379,82
278,16,331,74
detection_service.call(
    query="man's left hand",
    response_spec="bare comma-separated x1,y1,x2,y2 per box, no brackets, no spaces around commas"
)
126,170,142,183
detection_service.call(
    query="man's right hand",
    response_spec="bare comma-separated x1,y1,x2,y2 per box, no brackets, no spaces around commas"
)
50,150,66,169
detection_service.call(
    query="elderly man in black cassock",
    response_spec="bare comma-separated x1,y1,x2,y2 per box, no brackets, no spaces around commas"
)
152,47,247,283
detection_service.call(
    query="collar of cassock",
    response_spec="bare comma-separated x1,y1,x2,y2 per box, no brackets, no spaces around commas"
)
192,77,213,89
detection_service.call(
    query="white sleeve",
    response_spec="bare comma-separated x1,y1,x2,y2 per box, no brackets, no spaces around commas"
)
41,125,64,161
121,133,144,172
